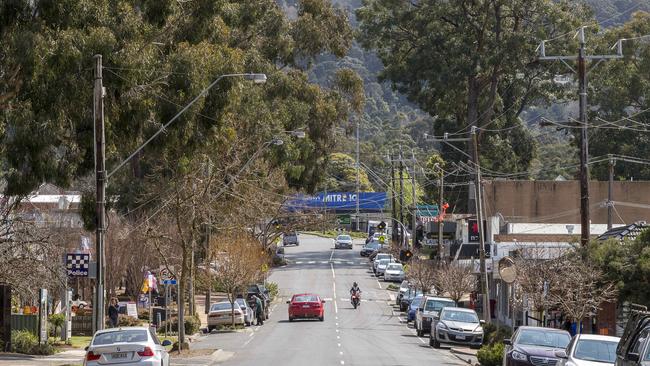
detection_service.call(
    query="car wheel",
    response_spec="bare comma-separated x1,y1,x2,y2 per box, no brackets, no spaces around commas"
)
289,317,293,322
431,337,440,348
416,326,423,337
207,326,215,332
319,316,324,321
245,321,251,326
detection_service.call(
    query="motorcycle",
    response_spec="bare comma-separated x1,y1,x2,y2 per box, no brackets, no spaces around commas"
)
351,292,361,309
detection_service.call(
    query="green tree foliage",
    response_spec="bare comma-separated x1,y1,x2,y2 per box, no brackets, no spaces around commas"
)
586,229,650,305
318,152,373,192
0,0,355,201
356,0,590,176
590,11,650,180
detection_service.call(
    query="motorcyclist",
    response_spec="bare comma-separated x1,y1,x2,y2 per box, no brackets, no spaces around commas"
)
350,282,362,306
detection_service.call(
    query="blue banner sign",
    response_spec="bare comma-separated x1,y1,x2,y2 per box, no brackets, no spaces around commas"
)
285,192,387,212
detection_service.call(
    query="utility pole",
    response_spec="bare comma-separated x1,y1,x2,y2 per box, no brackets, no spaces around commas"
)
608,155,615,230
437,164,444,261
426,129,490,322
411,149,417,250
356,118,360,232
471,127,490,323
398,147,405,247
93,54,106,333
538,27,624,246
390,152,398,243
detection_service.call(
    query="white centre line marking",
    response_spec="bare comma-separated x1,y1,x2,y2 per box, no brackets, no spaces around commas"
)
337,343,341,347
336,329,339,333
340,351,343,355
329,250,335,261
335,322,339,326
243,334,255,346
340,361,345,365
337,335,340,339
308,261,315,264
330,263,336,279
376,279,383,289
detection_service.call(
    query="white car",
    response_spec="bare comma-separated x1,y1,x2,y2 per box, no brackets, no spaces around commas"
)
376,258,392,277
207,301,245,331
556,334,620,366
373,253,393,273
334,234,353,249
84,326,171,366
384,263,405,282
235,298,254,326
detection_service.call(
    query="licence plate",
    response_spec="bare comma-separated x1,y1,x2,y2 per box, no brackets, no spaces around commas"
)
456,335,466,340
302,305,310,308
112,352,128,359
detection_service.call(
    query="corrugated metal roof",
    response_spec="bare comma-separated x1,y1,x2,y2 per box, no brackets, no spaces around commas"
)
597,222,648,241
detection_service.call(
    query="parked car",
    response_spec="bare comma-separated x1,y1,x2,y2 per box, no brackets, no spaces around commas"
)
396,280,410,306
287,293,325,322
84,326,172,366
282,231,299,246
415,296,456,336
615,307,650,366
556,334,620,366
334,234,353,249
366,232,382,244
235,298,254,326
373,253,394,274
208,302,245,331
360,242,382,257
407,295,424,323
376,258,393,277
400,287,423,312
430,307,484,349
384,263,405,282
503,326,572,366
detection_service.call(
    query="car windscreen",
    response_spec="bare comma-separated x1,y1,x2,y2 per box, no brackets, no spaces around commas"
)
337,235,351,240
411,297,423,308
377,254,391,260
424,300,455,312
517,330,571,348
210,303,234,311
379,259,390,265
93,330,148,345
441,310,479,323
387,264,402,271
235,299,247,308
293,295,319,303
365,243,380,249
574,339,618,363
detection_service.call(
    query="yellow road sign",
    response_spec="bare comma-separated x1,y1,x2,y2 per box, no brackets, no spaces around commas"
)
261,264,269,273
378,235,386,244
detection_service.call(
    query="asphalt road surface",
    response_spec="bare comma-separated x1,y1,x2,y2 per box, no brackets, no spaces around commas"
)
192,234,466,366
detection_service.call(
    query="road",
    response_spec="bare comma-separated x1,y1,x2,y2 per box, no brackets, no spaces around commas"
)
192,234,466,366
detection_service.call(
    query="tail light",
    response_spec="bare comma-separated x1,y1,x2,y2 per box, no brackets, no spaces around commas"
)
138,347,155,357
86,351,101,361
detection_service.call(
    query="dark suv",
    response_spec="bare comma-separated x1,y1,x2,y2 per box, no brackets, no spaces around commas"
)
616,308,650,366
503,326,571,366
247,284,270,319
283,232,299,246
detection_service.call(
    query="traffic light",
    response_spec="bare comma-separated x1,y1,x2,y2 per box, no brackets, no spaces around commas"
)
378,221,386,231
399,249,413,262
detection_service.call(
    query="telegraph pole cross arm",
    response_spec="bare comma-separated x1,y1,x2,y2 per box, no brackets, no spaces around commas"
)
537,26,625,247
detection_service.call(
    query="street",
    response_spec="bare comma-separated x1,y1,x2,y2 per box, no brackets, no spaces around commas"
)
190,234,467,366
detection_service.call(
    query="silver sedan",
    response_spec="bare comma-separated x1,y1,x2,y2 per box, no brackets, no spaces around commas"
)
84,326,171,366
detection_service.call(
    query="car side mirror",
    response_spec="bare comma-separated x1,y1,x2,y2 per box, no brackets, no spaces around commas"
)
503,339,512,345
286,300,291,304
162,340,172,347
321,300,326,303
84,346,89,351
628,353,640,362
554,350,568,359
480,320,486,324
433,315,440,320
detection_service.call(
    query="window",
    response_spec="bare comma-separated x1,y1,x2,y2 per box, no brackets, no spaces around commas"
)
573,339,618,363
631,329,649,355
425,300,455,312
93,330,149,345
293,295,319,303
441,310,479,323
149,328,161,345
210,303,234,312
517,330,570,348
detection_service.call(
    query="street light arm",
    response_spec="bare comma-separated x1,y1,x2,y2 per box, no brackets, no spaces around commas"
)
107,73,265,179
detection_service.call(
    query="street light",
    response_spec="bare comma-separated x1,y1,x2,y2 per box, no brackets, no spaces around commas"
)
92,52,266,333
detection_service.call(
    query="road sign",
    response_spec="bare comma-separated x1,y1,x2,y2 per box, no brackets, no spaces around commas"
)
261,264,269,273
159,267,174,281
378,235,386,244
336,214,351,225
65,253,89,277
162,279,177,285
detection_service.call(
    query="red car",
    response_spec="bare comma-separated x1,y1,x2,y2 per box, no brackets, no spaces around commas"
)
287,293,325,322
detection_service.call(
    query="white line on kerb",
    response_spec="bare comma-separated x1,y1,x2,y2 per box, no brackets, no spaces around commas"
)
330,263,336,279
376,279,383,289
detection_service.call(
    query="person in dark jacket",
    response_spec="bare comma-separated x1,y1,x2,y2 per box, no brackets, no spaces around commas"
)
108,298,119,328
254,295,264,325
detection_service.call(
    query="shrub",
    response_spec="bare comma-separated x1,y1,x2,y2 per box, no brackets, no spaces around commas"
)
159,315,201,335
482,323,512,345
48,314,65,336
477,342,505,366
11,330,38,354
31,342,56,355
137,309,150,321
266,282,279,301
106,314,142,328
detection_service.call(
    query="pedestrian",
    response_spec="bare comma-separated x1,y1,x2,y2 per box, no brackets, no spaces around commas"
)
108,297,119,328
254,295,264,325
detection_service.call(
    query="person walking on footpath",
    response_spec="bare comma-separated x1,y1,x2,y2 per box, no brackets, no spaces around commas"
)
108,298,119,328
254,295,264,325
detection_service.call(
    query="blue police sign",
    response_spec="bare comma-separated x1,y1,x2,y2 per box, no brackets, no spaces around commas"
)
66,253,89,277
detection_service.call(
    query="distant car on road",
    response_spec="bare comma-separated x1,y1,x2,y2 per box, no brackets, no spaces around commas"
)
375,258,393,277
360,241,382,257
84,326,172,366
396,280,410,306
208,301,245,331
287,293,325,322
503,326,572,366
373,253,394,274
556,334,620,366
430,307,484,349
415,296,456,336
384,263,405,282
282,232,299,246
334,234,353,249
399,287,423,312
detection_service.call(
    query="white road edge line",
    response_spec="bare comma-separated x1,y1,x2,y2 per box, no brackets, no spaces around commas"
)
376,279,383,289
329,250,335,261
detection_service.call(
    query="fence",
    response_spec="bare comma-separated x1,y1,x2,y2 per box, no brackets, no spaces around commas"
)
10,315,38,336
71,315,93,336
